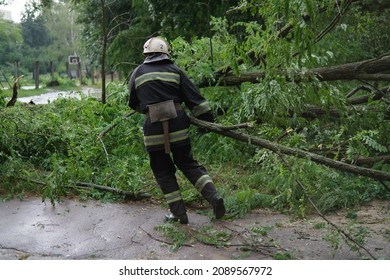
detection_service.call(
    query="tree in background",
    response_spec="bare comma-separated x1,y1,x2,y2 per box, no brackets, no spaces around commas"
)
0,0,58,76
68,0,249,84
70,0,160,102
0,0,11,5
105,0,160,75
0,19,22,67
70,0,118,102
21,6,51,48
19,1,52,74
146,0,241,40
41,0,80,75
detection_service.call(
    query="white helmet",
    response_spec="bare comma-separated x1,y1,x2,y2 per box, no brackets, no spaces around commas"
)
143,37,170,55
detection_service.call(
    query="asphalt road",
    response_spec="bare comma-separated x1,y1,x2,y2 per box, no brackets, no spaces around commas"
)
0,197,232,260
0,197,389,260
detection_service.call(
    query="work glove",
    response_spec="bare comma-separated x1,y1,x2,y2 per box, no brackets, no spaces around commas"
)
196,112,214,134
197,111,214,122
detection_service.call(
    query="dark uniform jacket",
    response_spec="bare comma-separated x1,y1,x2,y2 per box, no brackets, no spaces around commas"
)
129,54,213,152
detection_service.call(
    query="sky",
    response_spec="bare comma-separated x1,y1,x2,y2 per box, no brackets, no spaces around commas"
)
0,0,29,22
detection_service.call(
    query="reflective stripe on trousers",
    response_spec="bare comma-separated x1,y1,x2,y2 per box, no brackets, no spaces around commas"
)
195,175,213,192
164,190,182,204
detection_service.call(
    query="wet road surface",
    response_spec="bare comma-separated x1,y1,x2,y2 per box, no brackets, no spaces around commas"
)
1,197,388,260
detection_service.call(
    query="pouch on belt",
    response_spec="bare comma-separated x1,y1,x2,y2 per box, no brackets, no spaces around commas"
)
147,100,178,153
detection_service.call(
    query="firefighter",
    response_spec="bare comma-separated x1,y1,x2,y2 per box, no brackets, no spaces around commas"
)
128,37,225,224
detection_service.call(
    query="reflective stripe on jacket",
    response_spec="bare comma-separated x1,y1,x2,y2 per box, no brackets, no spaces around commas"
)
135,72,180,90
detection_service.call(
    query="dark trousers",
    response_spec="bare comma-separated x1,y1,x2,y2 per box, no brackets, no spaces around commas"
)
149,145,219,216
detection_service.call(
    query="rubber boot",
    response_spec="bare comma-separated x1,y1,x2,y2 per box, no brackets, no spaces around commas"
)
201,183,226,219
212,198,226,219
164,212,189,224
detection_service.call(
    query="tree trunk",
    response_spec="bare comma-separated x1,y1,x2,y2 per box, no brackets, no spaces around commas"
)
199,55,390,87
100,0,107,104
311,55,390,81
345,155,390,166
188,116,390,182
6,76,23,107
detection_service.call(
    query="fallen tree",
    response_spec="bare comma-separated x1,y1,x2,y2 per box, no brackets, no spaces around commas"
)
218,0,357,85
96,112,390,181
203,55,390,87
188,116,390,182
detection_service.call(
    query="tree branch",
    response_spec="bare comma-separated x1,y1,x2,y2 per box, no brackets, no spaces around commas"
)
200,0,357,87
139,226,194,248
9,177,151,200
97,111,135,139
189,116,390,182
208,55,390,87
277,152,377,259
346,85,372,98
75,181,151,199
315,0,356,43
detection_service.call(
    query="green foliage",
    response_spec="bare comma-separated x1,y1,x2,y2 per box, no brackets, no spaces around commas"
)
146,0,241,40
195,225,232,247
0,19,23,66
155,223,231,252
324,228,341,252
44,74,77,88
348,130,388,159
323,221,371,257
0,157,41,200
252,149,388,217
273,251,293,260
21,1,52,48
154,223,189,252
171,37,217,83
0,90,151,203
224,188,274,218
1,0,81,77
70,0,152,75
1,0,389,221
346,209,358,220
0,88,5,107
250,225,273,236
40,0,80,72
313,222,327,230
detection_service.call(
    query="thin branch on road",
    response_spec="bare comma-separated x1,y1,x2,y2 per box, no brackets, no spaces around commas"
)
139,226,194,248
277,153,377,260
